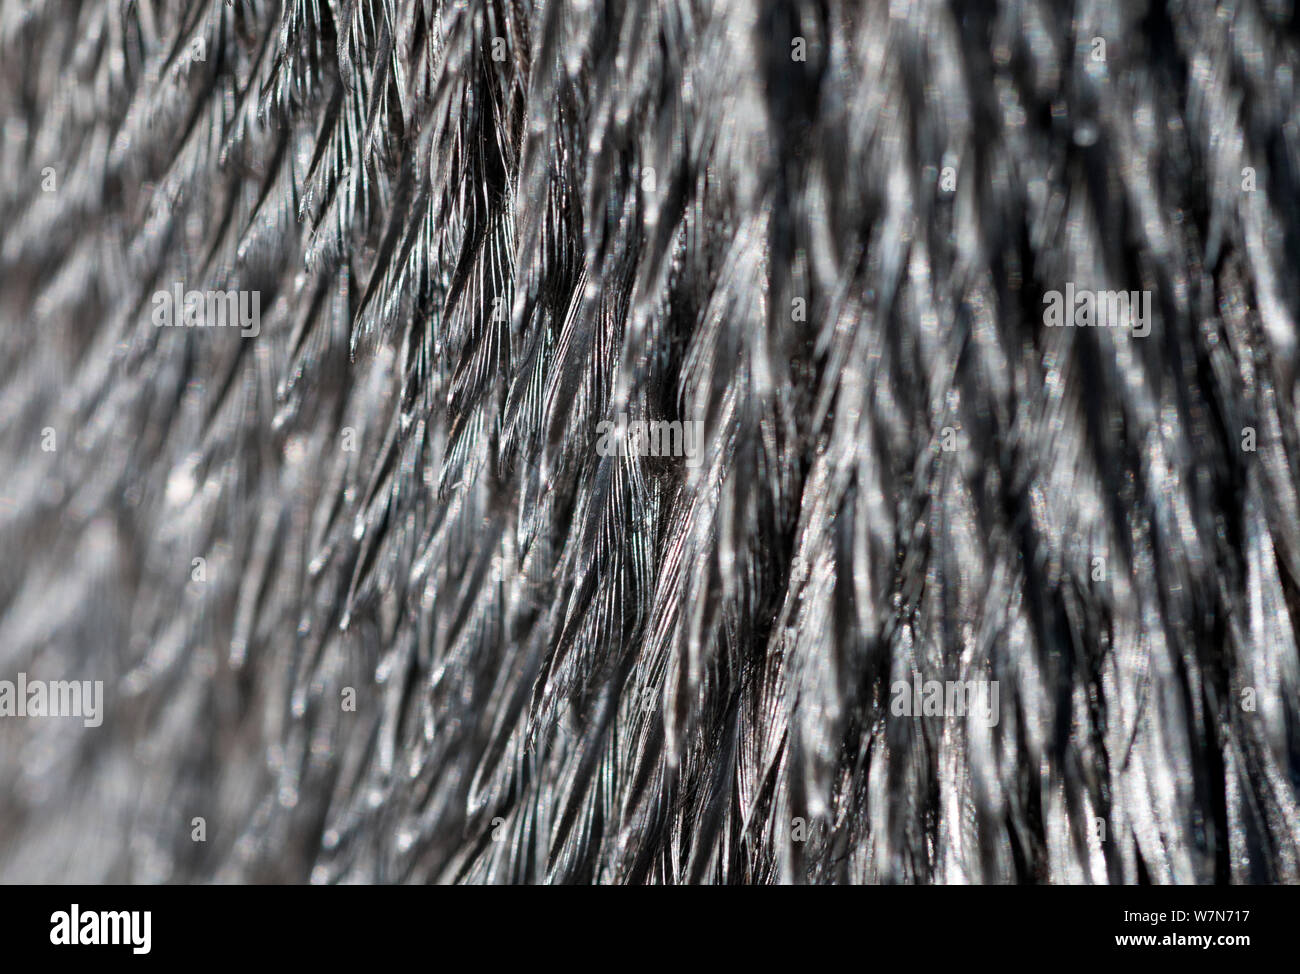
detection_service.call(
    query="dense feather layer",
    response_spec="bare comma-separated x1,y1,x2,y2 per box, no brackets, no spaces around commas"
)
1,0,1299,884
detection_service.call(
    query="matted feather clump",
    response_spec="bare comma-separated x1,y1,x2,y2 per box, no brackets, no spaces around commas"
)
1,0,1298,883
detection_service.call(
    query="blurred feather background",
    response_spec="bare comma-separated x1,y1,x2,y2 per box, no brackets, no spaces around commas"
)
1,0,1299,883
